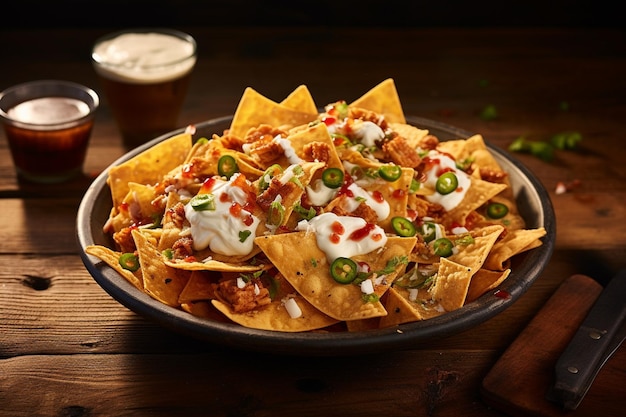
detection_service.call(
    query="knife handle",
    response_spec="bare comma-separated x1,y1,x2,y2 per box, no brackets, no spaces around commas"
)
551,269,626,409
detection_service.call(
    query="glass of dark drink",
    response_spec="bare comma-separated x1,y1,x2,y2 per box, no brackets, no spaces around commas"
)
0,80,99,183
91,28,197,150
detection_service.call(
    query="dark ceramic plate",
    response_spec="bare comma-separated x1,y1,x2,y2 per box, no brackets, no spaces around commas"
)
77,115,555,356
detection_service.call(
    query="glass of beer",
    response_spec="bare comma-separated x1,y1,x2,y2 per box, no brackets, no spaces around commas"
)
91,28,197,150
0,80,99,183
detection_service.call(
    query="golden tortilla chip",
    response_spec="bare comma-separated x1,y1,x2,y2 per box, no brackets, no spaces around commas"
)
443,178,508,227
255,232,415,321
466,268,511,303
85,244,143,290
132,229,190,307
379,287,424,327
430,257,473,312
280,84,318,115
484,227,547,270
230,87,318,138
349,78,406,123
178,270,219,304
213,295,338,332
448,225,504,273
108,133,192,211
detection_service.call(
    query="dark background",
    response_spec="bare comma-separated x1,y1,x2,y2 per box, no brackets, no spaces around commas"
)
3,0,624,29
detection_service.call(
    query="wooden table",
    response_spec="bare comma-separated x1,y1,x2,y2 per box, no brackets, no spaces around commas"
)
1,26,625,417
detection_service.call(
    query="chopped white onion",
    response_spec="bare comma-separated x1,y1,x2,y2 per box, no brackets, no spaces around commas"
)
283,297,302,319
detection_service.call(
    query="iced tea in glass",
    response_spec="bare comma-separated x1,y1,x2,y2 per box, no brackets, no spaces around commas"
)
0,80,99,183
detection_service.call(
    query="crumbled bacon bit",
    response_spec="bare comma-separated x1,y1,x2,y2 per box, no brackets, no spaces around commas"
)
172,236,194,259
382,136,422,168
113,227,136,253
302,141,331,164
216,278,271,313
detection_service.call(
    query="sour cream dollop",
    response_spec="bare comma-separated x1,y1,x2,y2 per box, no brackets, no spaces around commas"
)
422,150,471,211
184,174,260,256
297,212,388,262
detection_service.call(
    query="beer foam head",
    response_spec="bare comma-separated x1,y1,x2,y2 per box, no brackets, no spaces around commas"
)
8,97,91,126
92,31,197,84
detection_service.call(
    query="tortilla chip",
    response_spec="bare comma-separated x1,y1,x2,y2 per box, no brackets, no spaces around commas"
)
85,244,143,290
280,84,318,115
349,78,406,123
181,300,230,321
132,229,190,307
484,227,547,270
388,122,431,149
108,133,192,211
465,268,511,303
178,270,219,304
255,232,415,321
379,287,424,327
430,257,473,312
443,178,508,227
230,87,318,138
448,225,504,273
213,295,338,332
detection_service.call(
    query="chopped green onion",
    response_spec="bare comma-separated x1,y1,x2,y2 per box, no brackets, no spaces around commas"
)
454,234,475,246
267,201,285,226
362,293,380,303
238,230,252,243
293,203,316,220
217,155,239,179
409,178,421,194
190,193,216,211
330,257,358,284
550,131,582,150
321,167,344,189
119,253,140,272
436,172,458,194
391,216,416,237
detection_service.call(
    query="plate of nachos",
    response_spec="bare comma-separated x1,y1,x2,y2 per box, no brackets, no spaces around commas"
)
77,79,555,355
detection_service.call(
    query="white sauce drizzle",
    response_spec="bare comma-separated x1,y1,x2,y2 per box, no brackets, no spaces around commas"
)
297,212,387,262
343,182,390,222
184,174,260,256
423,150,471,211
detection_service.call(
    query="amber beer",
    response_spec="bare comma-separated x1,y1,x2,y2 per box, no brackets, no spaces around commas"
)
91,29,197,149
0,81,99,183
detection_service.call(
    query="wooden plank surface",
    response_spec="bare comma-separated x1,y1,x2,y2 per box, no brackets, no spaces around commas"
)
1,26,626,417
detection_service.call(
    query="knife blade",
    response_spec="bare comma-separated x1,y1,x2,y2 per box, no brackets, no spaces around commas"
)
546,268,626,410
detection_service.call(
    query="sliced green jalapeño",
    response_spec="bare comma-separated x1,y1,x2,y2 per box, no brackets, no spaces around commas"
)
119,252,140,272
330,257,358,284
190,193,216,211
391,216,416,237
486,202,509,219
432,237,454,257
217,154,239,179
378,164,402,181
321,167,344,189
435,172,458,194
419,222,437,243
